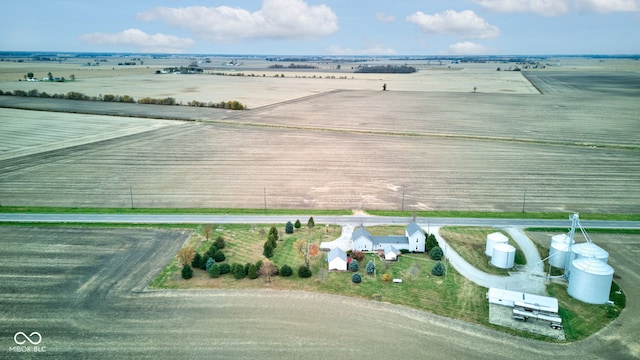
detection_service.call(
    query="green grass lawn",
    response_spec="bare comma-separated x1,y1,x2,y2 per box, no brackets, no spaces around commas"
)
439,226,526,276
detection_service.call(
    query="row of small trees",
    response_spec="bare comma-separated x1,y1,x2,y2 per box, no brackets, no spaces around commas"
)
0,88,246,110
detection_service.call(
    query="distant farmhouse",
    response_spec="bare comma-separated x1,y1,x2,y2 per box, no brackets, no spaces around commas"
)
352,222,425,254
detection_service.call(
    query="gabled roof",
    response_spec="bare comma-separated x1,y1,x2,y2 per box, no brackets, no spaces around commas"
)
352,225,372,241
383,244,399,254
328,247,347,262
371,235,408,246
406,222,423,236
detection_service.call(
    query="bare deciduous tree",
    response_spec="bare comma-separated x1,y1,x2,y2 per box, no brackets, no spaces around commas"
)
177,245,195,266
204,224,214,240
259,259,278,283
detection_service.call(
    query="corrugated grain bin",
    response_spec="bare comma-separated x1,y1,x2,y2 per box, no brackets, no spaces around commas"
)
549,241,571,269
568,258,614,304
571,242,609,263
491,243,516,269
485,232,509,256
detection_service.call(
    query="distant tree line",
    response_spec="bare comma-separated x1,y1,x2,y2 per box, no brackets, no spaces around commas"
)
355,65,417,74
268,63,318,69
0,89,246,110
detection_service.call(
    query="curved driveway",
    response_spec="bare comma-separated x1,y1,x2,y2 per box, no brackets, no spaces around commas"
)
1,214,638,359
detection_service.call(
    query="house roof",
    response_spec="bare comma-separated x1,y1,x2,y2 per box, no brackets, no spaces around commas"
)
383,244,399,254
406,222,422,236
328,247,347,262
352,225,372,241
371,235,408,246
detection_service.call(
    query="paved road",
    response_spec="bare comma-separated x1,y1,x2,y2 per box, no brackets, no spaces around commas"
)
2,213,639,229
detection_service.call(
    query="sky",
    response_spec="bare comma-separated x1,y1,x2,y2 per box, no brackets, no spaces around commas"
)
1,0,639,55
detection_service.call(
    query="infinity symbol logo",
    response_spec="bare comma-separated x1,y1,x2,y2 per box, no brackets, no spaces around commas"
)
13,332,42,345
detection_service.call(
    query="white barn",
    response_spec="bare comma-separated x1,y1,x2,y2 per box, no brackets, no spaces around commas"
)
327,247,347,271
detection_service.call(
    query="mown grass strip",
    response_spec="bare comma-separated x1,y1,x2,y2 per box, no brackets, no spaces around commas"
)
367,210,640,221
0,206,350,216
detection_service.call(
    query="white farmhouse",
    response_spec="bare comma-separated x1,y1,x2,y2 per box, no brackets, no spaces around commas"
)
352,226,373,252
406,222,426,252
327,247,347,271
351,222,426,255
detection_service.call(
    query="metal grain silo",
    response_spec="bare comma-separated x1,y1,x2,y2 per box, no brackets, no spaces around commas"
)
567,258,614,304
491,243,516,269
571,242,609,263
485,232,509,256
549,241,571,269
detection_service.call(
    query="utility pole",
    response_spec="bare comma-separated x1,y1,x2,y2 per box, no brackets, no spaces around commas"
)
401,188,405,212
521,189,526,213
263,187,267,212
129,185,134,209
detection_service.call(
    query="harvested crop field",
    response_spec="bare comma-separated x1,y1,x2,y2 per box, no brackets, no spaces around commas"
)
0,59,638,213
1,226,638,359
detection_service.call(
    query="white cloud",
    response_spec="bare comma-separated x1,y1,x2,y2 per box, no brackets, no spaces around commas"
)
448,41,495,55
375,12,396,23
474,0,570,16
573,0,640,13
138,0,338,42
79,29,195,53
406,10,500,39
475,0,639,15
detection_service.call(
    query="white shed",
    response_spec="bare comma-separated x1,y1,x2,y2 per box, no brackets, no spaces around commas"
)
327,247,347,271
384,245,400,261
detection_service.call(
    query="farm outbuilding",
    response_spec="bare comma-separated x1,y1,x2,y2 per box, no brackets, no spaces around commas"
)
327,247,347,271
383,245,400,261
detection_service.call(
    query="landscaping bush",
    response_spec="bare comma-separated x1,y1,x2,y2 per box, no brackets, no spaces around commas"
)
400,249,410,254
214,236,226,250
430,246,443,261
255,260,263,271
218,263,231,274
280,264,293,277
285,221,294,234
298,265,312,278
204,244,218,260
426,233,438,252
350,251,365,262
366,260,376,275
208,264,220,278
349,259,359,272
294,219,301,229
352,273,362,284
307,217,315,228
213,250,226,262
263,241,274,258
381,273,392,282
181,264,193,279
191,253,202,269
248,264,259,279
205,258,215,272
431,261,445,276
199,256,208,270
232,263,246,279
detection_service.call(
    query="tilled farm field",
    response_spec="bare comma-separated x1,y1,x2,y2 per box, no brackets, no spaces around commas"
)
1,85,639,212
1,226,638,359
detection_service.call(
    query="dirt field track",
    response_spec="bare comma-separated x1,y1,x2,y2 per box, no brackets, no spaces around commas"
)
1,227,638,359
